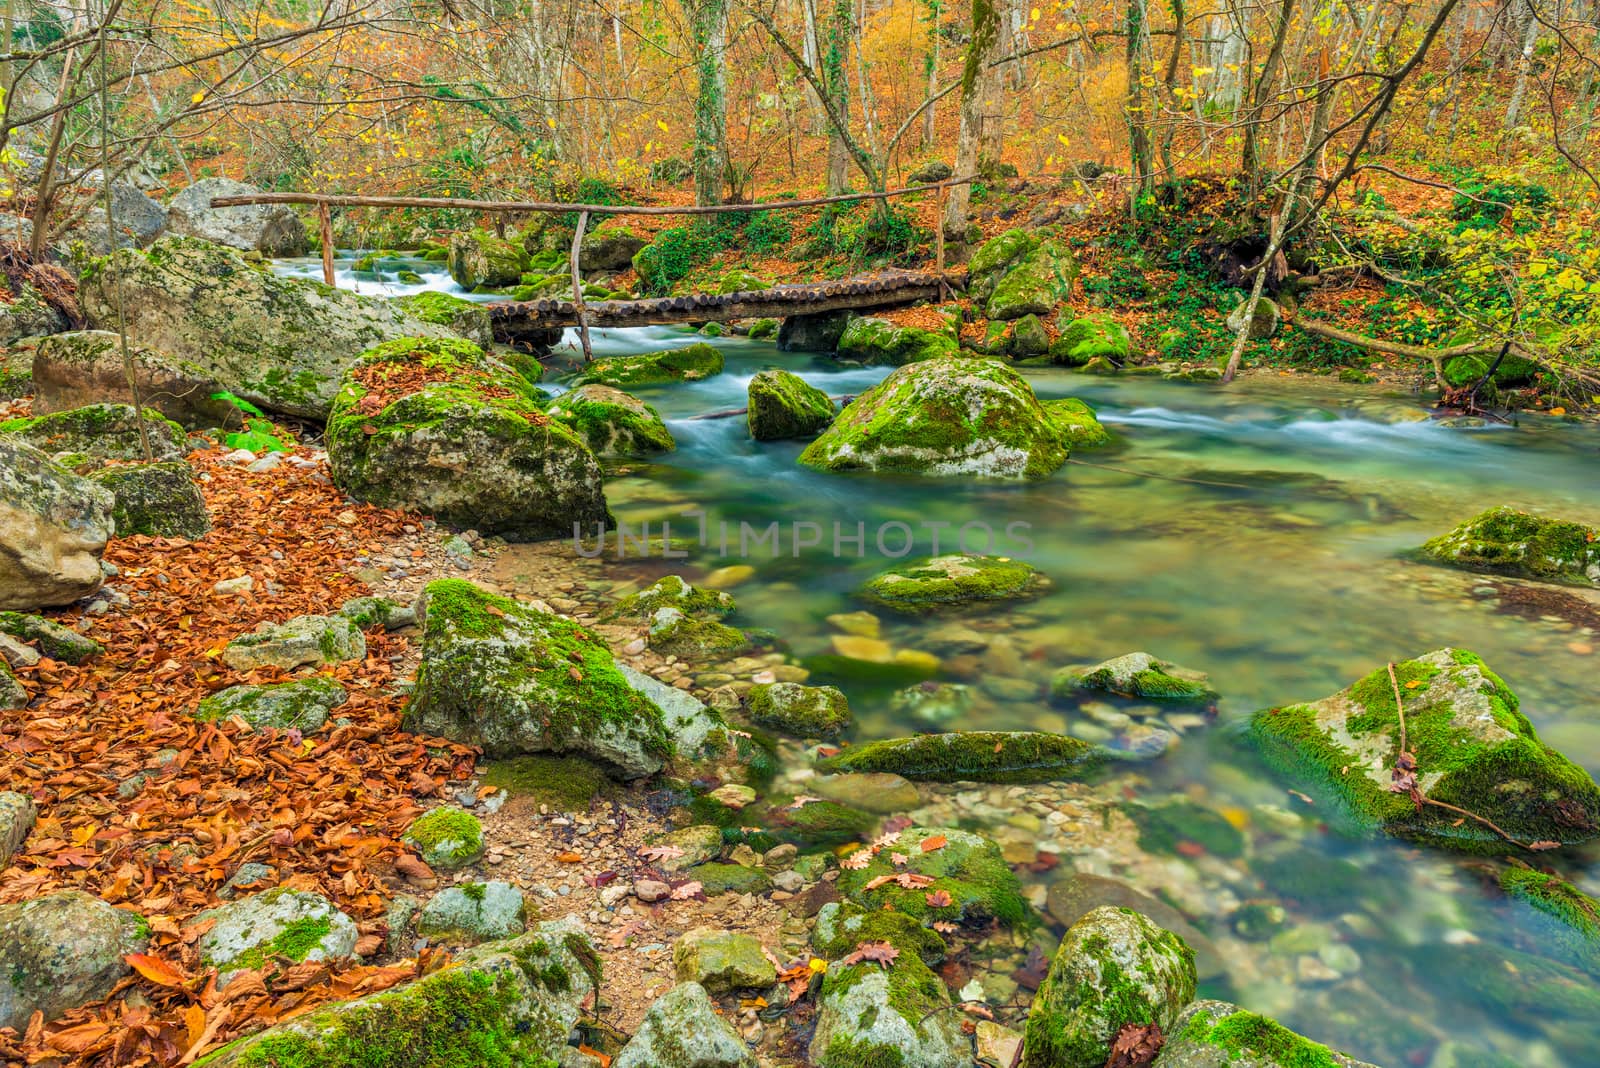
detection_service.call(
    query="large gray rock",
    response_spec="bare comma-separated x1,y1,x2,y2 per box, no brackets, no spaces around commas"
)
91,461,211,539
798,357,1100,479
417,881,530,943
327,337,609,540
614,982,756,1068
810,934,968,1068
0,438,114,609
57,178,169,253
579,223,649,272
1153,999,1381,1068
0,890,149,1031
0,282,69,345
0,403,189,469
0,791,36,869
78,237,458,418
777,310,854,352
166,177,307,255
199,919,598,1067
448,230,527,288
402,579,670,777
198,889,357,985
195,676,346,732
1021,905,1197,1068
29,331,237,428
1045,873,1223,980
221,614,365,672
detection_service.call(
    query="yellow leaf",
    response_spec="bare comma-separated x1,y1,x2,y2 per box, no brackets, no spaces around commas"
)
191,90,205,104
656,119,669,132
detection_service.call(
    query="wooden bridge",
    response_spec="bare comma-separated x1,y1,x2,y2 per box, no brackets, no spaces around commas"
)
487,269,949,342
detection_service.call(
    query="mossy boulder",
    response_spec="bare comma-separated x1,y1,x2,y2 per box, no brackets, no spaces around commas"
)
403,806,486,870
1021,906,1196,1068
819,731,1101,784
837,826,1028,927
1010,313,1050,357
1442,350,1542,388
673,927,777,992
0,612,102,663
0,346,32,400
326,336,609,541
746,317,780,340
198,889,358,984
0,438,114,610
1430,940,1600,1020
745,682,851,737
1420,506,1600,588
799,357,1087,479
685,862,773,896
835,316,959,365
222,614,365,672
1045,873,1223,980
613,982,756,1068
0,403,188,469
604,574,734,622
91,460,210,539
0,890,148,1031
809,920,967,1068
336,595,416,632
747,368,835,440
1045,397,1113,449
860,553,1047,614
753,797,877,848
648,608,748,658
778,310,855,352
987,241,1077,320
1052,652,1217,703
417,882,530,943
813,901,947,966
1050,315,1130,366
713,269,772,295
579,223,648,271
196,919,599,1067
403,579,671,777
1247,648,1600,851
27,330,237,428
1156,999,1381,1068
0,281,69,345
78,237,461,419
1225,296,1280,340
448,230,528,288
569,343,724,388
546,383,675,456
195,676,347,732
1499,867,1600,975
393,291,494,348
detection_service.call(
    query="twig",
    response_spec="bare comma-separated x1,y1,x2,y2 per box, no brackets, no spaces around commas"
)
1387,661,1408,758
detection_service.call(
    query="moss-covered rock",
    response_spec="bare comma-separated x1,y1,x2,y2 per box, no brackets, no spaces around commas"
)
753,797,877,847
569,343,724,388
480,754,611,811
685,861,773,896
0,612,101,663
1499,867,1600,975
1122,799,1245,858
91,460,210,539
1010,313,1050,356
612,981,756,1068
546,383,675,456
447,230,528,288
860,553,1047,614
198,888,357,983
813,901,947,966
0,890,148,1032
0,660,24,710
1420,506,1600,587
222,614,365,672
778,310,856,352
1429,941,1600,1020
673,927,777,992
745,682,851,737
1052,651,1217,703
0,403,188,469
579,223,648,271
1441,350,1542,388
1247,648,1600,851
987,241,1077,320
1045,397,1113,449
0,345,32,400
747,369,835,440
835,316,959,365
393,291,494,348
78,238,461,419
799,358,1084,479
1225,296,1280,340
0,438,114,610
1050,315,1130,366
1156,999,1381,1068
1021,906,1196,1068
603,574,735,622
746,317,780,340
196,919,598,1067
403,806,486,870
417,881,530,944
809,923,967,1068
0,281,69,345
403,579,670,777
837,826,1028,927
326,336,609,541
195,676,347,732
336,595,416,632
648,608,748,658
819,731,1102,784
713,268,772,294
27,330,238,429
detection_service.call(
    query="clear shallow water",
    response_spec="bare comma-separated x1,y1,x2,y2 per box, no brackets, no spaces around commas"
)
289,255,1600,1067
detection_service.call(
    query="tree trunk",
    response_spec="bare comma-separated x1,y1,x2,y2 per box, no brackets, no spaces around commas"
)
1503,1,1540,132
825,0,852,193
691,0,728,206
1240,0,1296,191
1124,0,1155,212
943,0,998,235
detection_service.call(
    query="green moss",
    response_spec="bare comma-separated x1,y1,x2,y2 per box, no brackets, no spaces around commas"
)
0,613,102,664
1421,506,1599,587
403,806,485,868
1050,316,1129,366
545,384,674,456
226,916,334,972
569,343,724,388
1054,653,1216,703
604,575,733,621
759,798,877,847
648,613,747,657
1500,867,1600,974
747,369,836,440
1044,398,1111,449
859,554,1045,615
0,403,186,465
1178,1008,1340,1068
744,682,850,737
836,827,1028,927
835,317,958,365
685,862,773,895
821,1035,907,1068
814,902,947,965
1123,799,1245,858
481,755,611,812
819,731,1101,784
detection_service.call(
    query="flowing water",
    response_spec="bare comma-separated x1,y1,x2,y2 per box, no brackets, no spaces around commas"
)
289,253,1600,1068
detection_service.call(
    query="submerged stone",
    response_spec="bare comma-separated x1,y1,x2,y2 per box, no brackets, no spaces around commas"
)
818,731,1101,783
1052,651,1217,703
1499,867,1600,975
800,357,1095,479
1156,999,1380,1068
1421,506,1600,587
570,342,724,388
744,681,851,737
1247,648,1600,852
1021,906,1196,1068
402,580,670,777
860,553,1047,615
747,368,835,440
546,383,675,456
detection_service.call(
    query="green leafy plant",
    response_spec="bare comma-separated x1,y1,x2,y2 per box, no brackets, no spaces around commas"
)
212,392,294,454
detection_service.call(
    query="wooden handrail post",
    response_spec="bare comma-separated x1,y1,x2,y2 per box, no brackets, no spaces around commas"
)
318,201,335,287
570,210,593,363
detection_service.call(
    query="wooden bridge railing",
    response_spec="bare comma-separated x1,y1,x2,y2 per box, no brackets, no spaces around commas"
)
211,177,974,361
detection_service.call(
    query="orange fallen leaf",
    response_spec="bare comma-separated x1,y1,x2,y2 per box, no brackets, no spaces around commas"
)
555,851,584,863
920,834,948,853
126,952,188,987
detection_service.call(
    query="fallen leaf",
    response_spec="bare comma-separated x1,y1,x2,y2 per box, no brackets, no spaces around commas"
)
125,952,188,988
